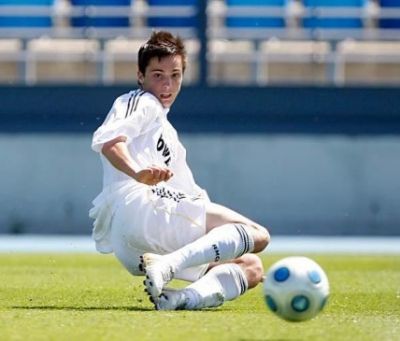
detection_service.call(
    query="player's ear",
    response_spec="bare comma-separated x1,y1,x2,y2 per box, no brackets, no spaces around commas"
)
137,71,144,86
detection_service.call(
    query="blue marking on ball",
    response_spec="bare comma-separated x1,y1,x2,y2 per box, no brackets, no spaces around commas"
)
274,267,290,282
265,295,278,312
291,295,310,312
308,270,321,284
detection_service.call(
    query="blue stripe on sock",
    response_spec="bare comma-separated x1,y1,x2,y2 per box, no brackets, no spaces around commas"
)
233,265,247,295
234,224,247,256
235,224,250,256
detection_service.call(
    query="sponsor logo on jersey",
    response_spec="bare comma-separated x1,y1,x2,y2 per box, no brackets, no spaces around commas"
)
157,134,171,166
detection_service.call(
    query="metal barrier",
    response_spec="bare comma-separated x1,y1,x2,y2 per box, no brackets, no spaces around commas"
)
2,0,400,85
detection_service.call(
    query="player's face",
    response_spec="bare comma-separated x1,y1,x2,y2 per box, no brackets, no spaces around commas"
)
138,55,183,108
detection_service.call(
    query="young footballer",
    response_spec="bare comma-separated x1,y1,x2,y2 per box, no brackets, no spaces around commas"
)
90,31,270,310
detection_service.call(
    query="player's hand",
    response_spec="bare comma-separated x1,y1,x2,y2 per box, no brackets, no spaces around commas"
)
133,166,173,186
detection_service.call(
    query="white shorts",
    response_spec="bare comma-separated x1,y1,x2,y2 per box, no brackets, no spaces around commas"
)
109,182,209,282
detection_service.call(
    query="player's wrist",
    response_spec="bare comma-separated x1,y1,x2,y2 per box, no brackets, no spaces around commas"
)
130,170,139,181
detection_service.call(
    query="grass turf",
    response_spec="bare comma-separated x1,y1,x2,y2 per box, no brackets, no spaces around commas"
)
0,253,399,341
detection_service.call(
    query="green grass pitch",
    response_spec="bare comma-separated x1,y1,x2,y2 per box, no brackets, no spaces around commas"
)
1,253,399,341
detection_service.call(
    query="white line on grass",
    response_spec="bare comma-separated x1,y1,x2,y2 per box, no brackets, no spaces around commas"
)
0,235,399,254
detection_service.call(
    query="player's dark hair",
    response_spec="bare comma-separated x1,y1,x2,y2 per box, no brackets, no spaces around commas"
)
138,31,187,80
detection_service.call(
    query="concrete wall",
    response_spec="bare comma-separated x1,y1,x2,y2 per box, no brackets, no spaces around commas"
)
1,133,399,235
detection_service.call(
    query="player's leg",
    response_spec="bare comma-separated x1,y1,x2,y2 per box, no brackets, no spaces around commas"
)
205,202,270,253
156,254,264,310
143,202,270,301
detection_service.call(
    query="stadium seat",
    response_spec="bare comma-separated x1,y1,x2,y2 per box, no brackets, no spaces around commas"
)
0,39,22,83
303,0,365,32
70,0,132,28
25,38,100,83
147,0,198,28
0,0,54,28
379,0,400,29
102,38,143,84
181,38,200,84
103,37,199,84
208,39,255,85
258,39,331,84
225,0,286,29
335,40,400,85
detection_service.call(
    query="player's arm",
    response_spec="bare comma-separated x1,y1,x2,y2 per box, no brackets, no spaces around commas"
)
101,136,173,186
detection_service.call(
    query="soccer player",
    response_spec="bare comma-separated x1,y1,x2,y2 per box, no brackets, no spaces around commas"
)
90,31,270,310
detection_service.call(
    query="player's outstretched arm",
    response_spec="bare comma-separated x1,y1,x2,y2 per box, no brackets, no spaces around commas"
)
102,136,173,186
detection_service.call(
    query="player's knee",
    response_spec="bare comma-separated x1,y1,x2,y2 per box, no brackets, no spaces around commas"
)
251,225,270,253
237,254,264,289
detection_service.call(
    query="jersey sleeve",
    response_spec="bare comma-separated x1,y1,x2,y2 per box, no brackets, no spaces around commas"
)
91,91,162,153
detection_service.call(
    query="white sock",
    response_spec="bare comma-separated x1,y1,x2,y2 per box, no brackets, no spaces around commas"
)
164,223,255,273
184,263,249,309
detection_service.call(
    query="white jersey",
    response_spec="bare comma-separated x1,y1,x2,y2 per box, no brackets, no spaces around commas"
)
92,89,205,197
90,90,209,255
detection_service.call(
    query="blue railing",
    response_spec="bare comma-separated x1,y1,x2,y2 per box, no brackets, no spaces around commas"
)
2,0,400,86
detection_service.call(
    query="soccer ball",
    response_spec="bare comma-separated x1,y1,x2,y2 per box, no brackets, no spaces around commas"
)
263,256,329,322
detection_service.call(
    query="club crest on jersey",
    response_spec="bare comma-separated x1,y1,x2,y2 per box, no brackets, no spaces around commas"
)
157,134,171,166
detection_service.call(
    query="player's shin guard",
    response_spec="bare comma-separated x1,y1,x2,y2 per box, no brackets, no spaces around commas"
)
165,223,255,273
184,263,249,309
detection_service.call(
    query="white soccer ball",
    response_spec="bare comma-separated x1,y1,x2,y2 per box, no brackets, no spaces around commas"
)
263,256,329,322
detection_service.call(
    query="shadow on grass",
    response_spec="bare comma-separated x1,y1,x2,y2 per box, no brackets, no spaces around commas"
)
10,306,245,314
10,305,153,312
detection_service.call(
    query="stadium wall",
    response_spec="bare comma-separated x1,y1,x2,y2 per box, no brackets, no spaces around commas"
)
1,86,399,236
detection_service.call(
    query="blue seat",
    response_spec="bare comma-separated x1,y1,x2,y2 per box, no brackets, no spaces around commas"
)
226,0,286,28
0,0,53,27
70,0,131,28
303,0,365,29
147,0,198,28
379,0,400,29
